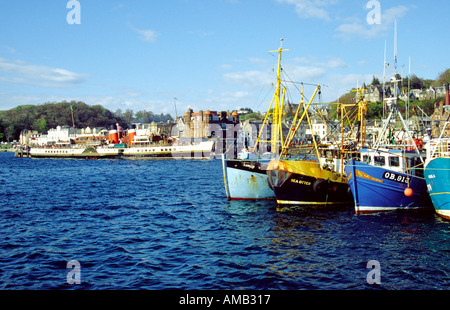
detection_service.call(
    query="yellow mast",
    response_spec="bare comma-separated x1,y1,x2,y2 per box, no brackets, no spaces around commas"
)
281,85,321,157
252,39,289,154
269,39,289,155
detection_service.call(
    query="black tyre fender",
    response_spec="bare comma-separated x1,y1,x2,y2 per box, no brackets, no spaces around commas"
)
313,178,328,193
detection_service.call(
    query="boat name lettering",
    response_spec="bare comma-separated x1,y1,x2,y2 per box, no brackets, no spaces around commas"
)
243,163,256,169
291,179,312,186
382,171,409,184
427,174,436,179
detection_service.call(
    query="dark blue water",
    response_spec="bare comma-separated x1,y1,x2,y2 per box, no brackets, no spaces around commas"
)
0,152,448,290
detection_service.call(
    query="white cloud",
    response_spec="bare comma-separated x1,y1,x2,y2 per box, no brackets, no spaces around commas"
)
0,58,87,88
284,65,327,82
136,29,158,43
205,90,249,104
220,64,233,70
322,57,348,69
276,0,338,21
336,5,409,39
249,57,269,65
223,70,273,88
324,73,374,101
221,55,348,104
128,24,159,43
187,30,214,38
3,46,16,54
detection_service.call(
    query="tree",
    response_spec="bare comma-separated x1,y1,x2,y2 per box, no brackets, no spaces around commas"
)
0,101,128,140
371,76,381,86
367,103,383,119
121,109,134,124
410,75,424,90
433,69,450,86
33,118,48,133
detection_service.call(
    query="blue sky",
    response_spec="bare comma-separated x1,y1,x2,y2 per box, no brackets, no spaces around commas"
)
0,0,448,117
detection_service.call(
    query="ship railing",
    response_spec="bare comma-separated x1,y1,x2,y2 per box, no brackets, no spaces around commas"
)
429,139,450,159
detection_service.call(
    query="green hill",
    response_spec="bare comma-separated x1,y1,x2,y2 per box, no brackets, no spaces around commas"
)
0,101,126,142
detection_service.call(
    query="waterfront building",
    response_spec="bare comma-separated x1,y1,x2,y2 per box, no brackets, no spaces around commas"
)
431,84,450,138
179,108,240,140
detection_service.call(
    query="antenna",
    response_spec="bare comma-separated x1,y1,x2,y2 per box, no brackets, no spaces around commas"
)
394,19,398,72
408,56,411,121
383,40,387,118
173,97,178,120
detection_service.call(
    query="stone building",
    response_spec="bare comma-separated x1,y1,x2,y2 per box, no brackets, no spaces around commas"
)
430,83,450,138
178,108,240,139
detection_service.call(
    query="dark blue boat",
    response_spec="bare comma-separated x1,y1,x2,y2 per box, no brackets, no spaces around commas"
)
345,149,432,215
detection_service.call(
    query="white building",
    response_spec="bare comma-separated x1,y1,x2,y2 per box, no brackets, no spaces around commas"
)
306,119,330,143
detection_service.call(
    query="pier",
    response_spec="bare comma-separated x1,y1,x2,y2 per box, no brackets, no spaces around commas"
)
14,149,30,158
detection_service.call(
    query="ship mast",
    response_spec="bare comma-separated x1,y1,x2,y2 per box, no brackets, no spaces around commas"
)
71,105,76,140
268,39,289,155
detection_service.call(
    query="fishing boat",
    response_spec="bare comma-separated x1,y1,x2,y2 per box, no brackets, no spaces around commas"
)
266,86,354,207
344,22,434,215
222,153,274,200
424,120,450,220
345,147,431,215
222,39,288,200
344,81,432,214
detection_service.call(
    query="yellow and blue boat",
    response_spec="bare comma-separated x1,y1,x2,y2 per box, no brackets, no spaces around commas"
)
344,72,433,215
346,149,432,215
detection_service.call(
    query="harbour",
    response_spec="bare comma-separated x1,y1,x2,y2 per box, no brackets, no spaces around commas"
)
8,39,450,222
1,2,449,294
0,151,448,290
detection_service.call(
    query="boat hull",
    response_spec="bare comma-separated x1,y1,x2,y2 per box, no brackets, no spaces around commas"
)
29,141,215,160
122,141,214,159
425,157,450,220
267,160,353,206
222,158,275,200
29,147,120,159
345,159,432,215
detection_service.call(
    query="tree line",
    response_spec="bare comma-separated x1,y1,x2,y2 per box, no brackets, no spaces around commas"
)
0,101,173,142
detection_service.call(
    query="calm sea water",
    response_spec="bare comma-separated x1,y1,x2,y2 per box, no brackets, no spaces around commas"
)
0,151,448,290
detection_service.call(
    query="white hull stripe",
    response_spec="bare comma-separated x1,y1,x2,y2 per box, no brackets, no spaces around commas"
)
277,200,352,206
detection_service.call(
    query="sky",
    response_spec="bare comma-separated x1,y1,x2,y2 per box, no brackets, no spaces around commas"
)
0,0,449,118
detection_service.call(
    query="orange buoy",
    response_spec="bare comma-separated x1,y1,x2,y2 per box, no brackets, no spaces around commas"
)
404,187,413,197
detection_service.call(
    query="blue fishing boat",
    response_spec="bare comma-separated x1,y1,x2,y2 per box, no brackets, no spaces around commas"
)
344,92,433,214
222,39,288,200
345,148,432,215
424,121,450,220
344,26,433,215
222,153,274,200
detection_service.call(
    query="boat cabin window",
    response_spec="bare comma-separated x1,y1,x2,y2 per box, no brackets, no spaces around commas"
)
362,155,371,164
374,156,385,166
389,156,400,167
